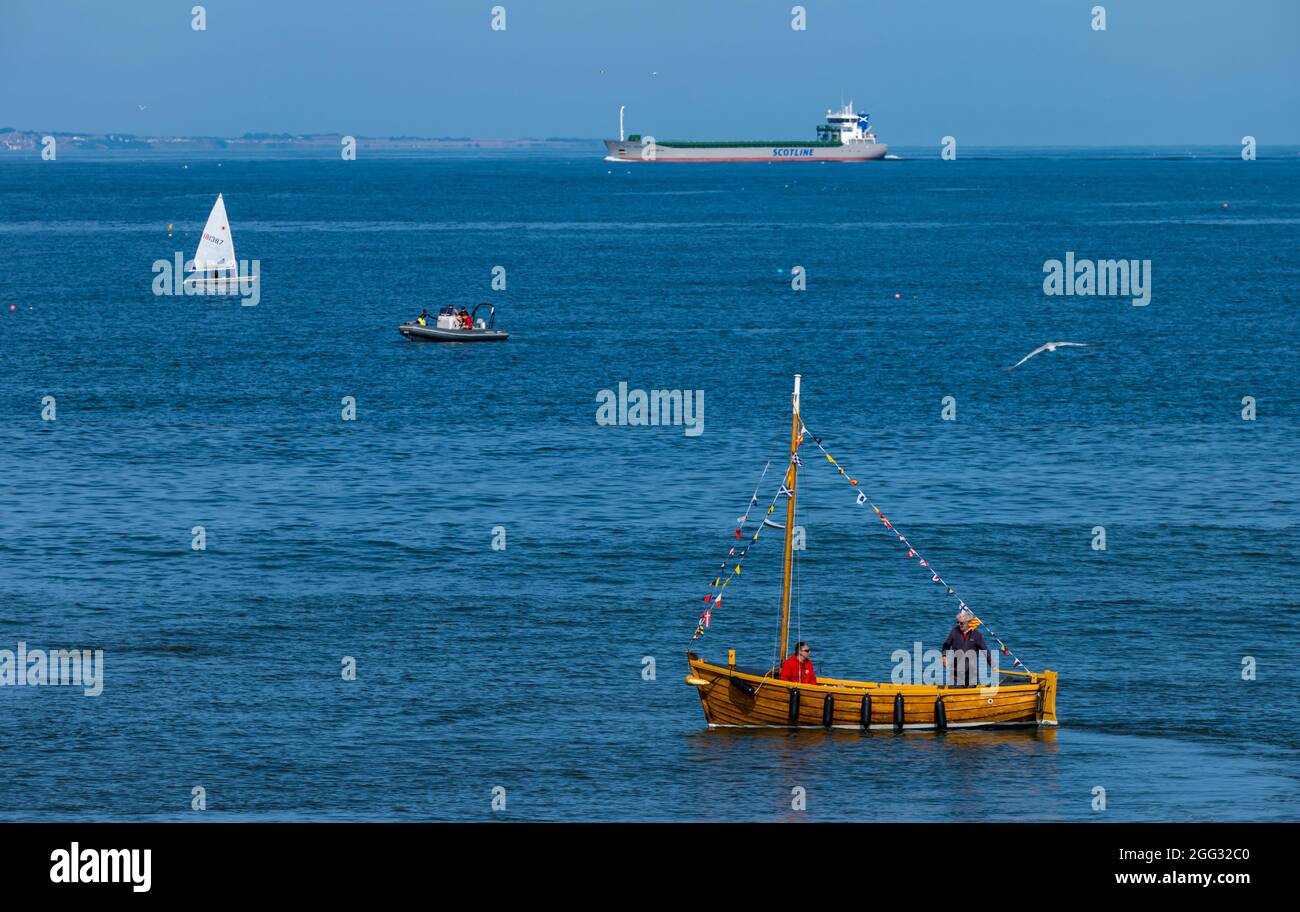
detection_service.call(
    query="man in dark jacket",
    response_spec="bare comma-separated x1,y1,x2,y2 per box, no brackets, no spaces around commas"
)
942,608,992,688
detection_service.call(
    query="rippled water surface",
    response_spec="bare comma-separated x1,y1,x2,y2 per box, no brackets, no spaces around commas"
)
1,151,1297,820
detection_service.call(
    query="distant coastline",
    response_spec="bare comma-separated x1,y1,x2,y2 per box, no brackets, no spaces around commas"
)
0,129,601,158
2,129,1296,161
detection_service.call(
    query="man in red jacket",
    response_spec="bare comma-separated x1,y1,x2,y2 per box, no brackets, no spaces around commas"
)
780,641,817,684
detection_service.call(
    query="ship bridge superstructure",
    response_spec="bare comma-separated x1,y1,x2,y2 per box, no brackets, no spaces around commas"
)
817,102,877,144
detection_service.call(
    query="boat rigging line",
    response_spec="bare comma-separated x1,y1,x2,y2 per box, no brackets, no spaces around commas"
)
797,418,1035,675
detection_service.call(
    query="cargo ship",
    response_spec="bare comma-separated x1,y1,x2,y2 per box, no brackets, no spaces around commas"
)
603,102,887,163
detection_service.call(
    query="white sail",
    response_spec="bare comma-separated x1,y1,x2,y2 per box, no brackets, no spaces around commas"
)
191,194,236,272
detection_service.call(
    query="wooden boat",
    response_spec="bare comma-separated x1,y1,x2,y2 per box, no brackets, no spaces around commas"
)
685,375,1058,730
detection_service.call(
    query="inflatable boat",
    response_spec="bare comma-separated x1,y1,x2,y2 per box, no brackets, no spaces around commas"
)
399,304,508,343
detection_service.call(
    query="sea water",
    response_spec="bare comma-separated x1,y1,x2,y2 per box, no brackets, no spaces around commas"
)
1,148,1297,820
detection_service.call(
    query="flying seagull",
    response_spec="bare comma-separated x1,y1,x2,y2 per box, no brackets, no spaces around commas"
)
1006,341,1097,371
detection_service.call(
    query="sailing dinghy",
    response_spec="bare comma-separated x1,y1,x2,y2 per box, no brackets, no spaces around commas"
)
686,375,1058,730
183,193,255,291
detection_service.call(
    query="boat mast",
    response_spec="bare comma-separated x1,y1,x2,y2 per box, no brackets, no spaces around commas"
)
777,374,801,664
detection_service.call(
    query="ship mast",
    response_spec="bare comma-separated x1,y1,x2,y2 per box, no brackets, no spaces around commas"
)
777,374,801,664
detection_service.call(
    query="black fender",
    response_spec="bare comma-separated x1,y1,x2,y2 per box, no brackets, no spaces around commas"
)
729,677,756,697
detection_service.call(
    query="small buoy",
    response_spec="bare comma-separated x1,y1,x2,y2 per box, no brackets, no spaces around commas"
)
8,305,14,312
894,293,901,299
934,697,947,732
788,688,801,723
822,694,835,728
860,694,872,729
1222,202,1229,209
893,693,905,731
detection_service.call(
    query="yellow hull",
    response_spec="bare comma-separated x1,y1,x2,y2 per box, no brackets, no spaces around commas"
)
686,651,1058,730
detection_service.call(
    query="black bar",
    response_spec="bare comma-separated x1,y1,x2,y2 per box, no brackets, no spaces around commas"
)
0,822,1281,896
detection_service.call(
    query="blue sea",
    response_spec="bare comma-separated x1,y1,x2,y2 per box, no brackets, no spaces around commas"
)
1,147,1298,821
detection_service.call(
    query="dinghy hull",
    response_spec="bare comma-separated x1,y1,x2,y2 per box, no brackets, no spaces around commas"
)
686,651,1058,730
398,322,509,343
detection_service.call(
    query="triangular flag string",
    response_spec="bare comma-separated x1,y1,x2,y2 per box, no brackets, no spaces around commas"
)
798,420,1033,673
694,460,779,638
693,452,804,639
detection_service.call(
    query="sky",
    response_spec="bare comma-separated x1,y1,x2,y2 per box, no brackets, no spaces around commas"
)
1,0,1297,145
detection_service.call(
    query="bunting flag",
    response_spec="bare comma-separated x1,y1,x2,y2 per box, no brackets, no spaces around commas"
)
697,461,776,636
799,420,1035,674
735,463,770,527
693,463,792,638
